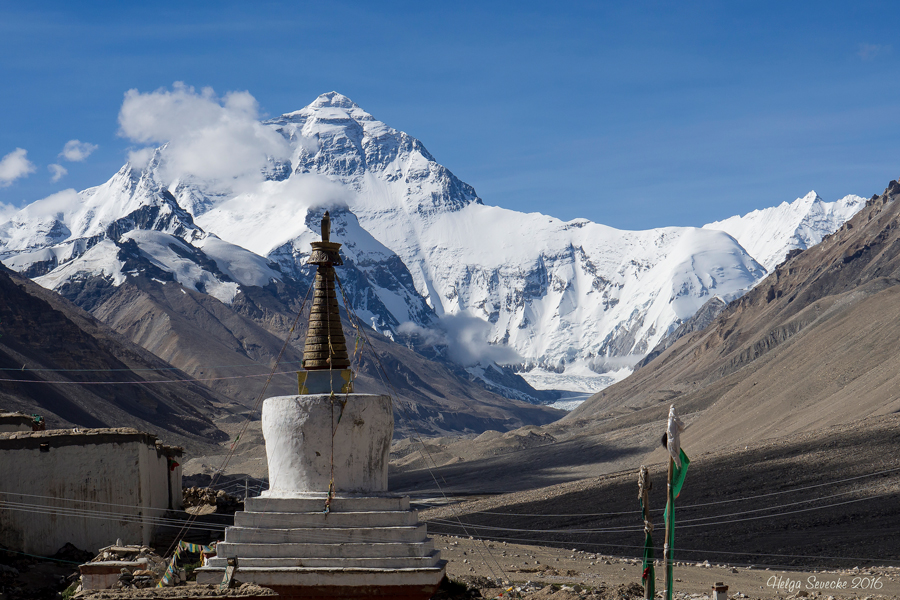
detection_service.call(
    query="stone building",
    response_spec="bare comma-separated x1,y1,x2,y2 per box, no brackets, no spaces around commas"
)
0,427,183,555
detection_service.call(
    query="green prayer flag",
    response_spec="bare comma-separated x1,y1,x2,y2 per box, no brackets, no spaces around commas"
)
672,449,689,499
664,448,689,600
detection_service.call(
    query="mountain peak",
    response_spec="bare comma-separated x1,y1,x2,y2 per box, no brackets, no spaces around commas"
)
309,91,360,109
703,191,865,272
801,190,821,203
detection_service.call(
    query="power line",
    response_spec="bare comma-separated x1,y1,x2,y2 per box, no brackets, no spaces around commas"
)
449,465,900,518
677,492,896,530
335,273,509,584
0,360,306,373
0,499,447,547
160,280,314,556
0,490,192,513
429,518,643,534
429,489,898,535
676,481,894,525
0,371,297,385
0,500,228,534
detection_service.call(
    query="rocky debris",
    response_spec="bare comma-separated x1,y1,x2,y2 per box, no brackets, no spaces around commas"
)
80,544,169,591
432,534,900,600
116,567,154,590
0,542,81,600
74,582,277,598
442,577,649,599
90,545,164,568
182,487,244,515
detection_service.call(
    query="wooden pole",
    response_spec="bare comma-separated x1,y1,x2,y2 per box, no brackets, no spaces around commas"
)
639,466,653,600
664,456,674,600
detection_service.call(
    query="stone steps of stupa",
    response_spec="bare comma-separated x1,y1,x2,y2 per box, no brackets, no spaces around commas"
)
215,539,435,559
203,552,442,569
234,509,418,528
224,523,427,544
195,564,448,588
245,495,409,513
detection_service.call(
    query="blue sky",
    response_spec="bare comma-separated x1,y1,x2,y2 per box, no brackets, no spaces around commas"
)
1,1,899,229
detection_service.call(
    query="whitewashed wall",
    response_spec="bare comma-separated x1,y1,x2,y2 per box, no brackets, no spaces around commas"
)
0,429,183,556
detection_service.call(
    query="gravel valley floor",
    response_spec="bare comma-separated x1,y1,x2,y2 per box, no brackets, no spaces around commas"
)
435,534,900,599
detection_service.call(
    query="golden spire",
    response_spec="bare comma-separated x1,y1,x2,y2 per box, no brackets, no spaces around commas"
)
302,211,350,371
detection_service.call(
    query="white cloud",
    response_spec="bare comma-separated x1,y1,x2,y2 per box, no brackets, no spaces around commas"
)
399,314,521,367
127,147,156,170
117,82,290,189
0,148,36,187
0,201,16,222
858,43,891,60
48,164,68,182
440,314,522,366
397,321,447,346
20,189,80,221
59,139,98,162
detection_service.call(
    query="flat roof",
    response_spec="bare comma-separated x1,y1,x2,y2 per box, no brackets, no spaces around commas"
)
0,427,183,455
0,412,34,425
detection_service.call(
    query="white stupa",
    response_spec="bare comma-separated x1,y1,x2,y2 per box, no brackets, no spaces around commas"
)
196,213,445,599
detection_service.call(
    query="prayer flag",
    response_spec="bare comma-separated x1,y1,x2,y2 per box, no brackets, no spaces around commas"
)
664,448,689,600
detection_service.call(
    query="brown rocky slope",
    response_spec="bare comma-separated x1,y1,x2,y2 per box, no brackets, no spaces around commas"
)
0,263,230,453
78,273,563,439
567,178,900,457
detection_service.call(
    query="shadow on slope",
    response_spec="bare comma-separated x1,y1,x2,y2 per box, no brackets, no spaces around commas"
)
390,432,646,495
422,414,900,568
0,265,229,453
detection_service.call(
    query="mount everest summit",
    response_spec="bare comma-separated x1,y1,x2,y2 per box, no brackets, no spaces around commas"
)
0,92,866,400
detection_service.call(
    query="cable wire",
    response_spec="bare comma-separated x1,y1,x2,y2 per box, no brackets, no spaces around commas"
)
160,279,314,556
0,371,297,385
335,273,509,584
449,465,900,518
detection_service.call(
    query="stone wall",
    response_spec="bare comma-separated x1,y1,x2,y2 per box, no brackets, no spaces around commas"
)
0,412,33,433
0,428,182,555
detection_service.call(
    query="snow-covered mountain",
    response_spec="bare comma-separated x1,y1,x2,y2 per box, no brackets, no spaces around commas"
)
187,93,766,375
703,191,866,272
0,92,860,393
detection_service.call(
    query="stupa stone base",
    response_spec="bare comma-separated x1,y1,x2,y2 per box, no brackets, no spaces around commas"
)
195,495,444,599
195,389,443,598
